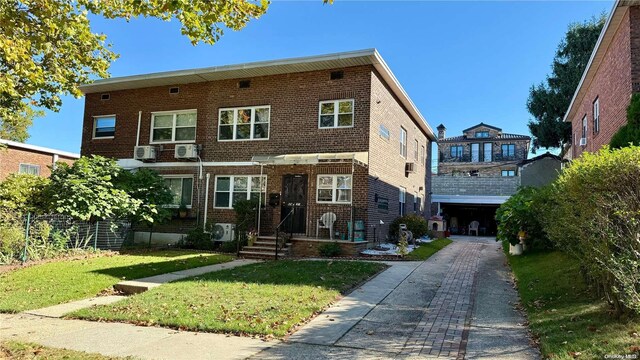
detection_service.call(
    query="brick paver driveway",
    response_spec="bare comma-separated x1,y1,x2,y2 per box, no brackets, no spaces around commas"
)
257,236,540,359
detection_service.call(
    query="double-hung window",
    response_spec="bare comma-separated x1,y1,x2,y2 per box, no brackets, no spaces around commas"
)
151,110,196,143
450,145,463,158
593,98,600,134
214,175,267,208
379,124,390,140
19,164,40,175
582,115,588,141
93,115,116,139
317,175,352,204
319,99,354,128
400,127,407,158
218,106,270,141
501,144,515,158
399,187,406,216
164,176,194,207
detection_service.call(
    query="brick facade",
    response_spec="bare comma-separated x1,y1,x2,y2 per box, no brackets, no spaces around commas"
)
0,144,77,181
81,57,434,244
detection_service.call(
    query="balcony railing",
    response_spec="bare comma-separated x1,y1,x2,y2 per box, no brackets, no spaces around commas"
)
439,150,527,163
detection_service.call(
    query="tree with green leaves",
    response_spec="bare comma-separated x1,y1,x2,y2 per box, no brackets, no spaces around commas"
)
527,15,605,153
0,173,49,213
610,93,640,148
0,0,269,140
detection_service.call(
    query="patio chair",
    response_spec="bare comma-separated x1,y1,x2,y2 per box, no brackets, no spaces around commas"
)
316,212,337,240
469,221,480,236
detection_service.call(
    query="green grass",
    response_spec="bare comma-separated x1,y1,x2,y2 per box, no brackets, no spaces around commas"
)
406,238,452,260
507,249,640,359
0,250,233,313
1,341,136,359
71,260,387,337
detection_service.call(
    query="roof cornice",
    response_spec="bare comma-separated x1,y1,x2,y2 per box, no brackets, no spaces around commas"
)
0,139,80,158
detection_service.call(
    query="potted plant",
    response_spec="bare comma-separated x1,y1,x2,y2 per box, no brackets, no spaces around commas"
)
178,202,188,218
247,229,258,246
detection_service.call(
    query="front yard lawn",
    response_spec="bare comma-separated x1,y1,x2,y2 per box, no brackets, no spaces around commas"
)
70,260,387,337
0,250,233,313
1,341,135,360
508,250,640,359
406,238,452,260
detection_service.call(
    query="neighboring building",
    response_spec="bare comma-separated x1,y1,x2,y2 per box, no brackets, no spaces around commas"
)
79,49,436,249
431,123,530,235
0,139,79,181
518,152,562,188
564,0,638,159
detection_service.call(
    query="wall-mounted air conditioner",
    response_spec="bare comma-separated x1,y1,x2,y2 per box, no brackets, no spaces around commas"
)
134,146,157,161
405,162,416,173
212,223,235,242
175,144,198,159
579,138,587,146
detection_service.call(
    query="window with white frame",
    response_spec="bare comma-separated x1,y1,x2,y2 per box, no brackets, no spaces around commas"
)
218,106,270,141
399,187,406,216
593,97,600,133
501,170,516,177
319,99,354,128
19,163,40,175
379,124,390,140
414,140,419,160
582,115,588,140
214,175,267,208
400,127,407,158
93,115,116,138
164,176,193,207
317,175,352,204
151,110,196,143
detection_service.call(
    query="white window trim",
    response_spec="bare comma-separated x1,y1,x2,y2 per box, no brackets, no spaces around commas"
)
217,105,271,142
213,175,267,209
18,163,40,175
501,170,516,177
316,174,353,204
414,139,419,160
318,99,355,129
400,127,407,158
92,114,116,140
150,109,197,145
162,175,194,208
593,98,600,133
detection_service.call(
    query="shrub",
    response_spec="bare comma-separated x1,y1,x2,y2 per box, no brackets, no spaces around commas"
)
545,146,640,315
610,93,640,148
318,242,342,257
0,211,25,264
0,174,49,214
179,226,215,250
219,240,241,254
495,186,554,250
389,214,429,240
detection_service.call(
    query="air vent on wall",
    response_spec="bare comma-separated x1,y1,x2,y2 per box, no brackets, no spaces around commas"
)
330,70,344,80
169,87,179,94
101,93,110,100
238,80,251,88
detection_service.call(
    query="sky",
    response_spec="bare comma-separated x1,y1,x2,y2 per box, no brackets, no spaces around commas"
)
26,0,612,165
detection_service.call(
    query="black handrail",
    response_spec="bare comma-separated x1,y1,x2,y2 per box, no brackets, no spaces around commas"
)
275,208,295,260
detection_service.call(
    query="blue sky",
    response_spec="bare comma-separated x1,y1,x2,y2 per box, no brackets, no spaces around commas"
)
28,0,612,162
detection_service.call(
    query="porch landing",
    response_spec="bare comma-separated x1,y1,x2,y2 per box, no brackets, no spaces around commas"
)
239,236,370,259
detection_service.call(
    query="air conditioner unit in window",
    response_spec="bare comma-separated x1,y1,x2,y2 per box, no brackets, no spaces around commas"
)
405,162,416,173
175,144,198,159
212,223,235,242
134,146,157,161
579,138,587,146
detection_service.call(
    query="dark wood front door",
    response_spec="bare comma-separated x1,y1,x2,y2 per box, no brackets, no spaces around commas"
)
281,174,307,234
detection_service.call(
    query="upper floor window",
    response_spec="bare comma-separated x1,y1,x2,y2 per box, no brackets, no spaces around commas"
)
414,140,419,160
475,131,490,138
593,98,600,134
471,143,480,162
450,145,463,158
164,176,193,207
219,106,270,141
319,99,353,128
582,115,588,140
421,145,426,165
19,163,40,176
93,115,116,139
317,175,352,204
400,127,407,158
214,175,267,208
501,170,516,177
501,144,515,158
483,143,492,162
151,110,196,144
379,124,390,140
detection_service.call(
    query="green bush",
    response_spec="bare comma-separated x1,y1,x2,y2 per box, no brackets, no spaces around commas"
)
495,186,554,250
178,226,215,250
318,242,341,257
389,214,429,240
545,145,640,316
0,174,49,214
0,211,25,264
610,93,640,149
219,240,241,254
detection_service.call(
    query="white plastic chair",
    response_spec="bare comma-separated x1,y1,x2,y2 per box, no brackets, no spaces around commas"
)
316,212,337,240
469,221,480,236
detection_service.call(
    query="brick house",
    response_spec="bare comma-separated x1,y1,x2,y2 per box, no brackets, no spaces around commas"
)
0,139,79,181
431,123,530,235
564,0,639,159
79,49,435,254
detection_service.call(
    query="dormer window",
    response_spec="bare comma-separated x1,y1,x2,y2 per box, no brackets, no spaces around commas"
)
475,131,489,138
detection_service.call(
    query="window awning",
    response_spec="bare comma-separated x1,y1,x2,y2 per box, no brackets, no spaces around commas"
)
431,194,509,205
251,152,368,166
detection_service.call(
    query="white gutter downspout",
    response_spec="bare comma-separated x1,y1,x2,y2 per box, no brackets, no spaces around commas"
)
204,173,210,228
257,164,264,236
350,158,355,241
136,111,142,147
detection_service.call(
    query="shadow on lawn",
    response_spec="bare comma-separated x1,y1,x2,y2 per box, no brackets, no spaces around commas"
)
90,254,228,280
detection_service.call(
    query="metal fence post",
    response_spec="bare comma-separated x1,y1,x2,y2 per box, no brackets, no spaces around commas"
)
21,212,31,263
94,221,99,250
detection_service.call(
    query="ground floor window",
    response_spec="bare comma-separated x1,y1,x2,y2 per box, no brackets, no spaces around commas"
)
399,187,406,216
164,176,193,207
214,175,267,208
19,163,40,176
501,170,516,177
317,175,352,204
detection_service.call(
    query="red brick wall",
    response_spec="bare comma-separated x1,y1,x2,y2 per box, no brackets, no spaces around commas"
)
0,146,75,181
572,7,633,158
81,66,372,161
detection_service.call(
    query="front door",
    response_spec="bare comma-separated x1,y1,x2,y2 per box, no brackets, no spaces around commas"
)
281,174,307,234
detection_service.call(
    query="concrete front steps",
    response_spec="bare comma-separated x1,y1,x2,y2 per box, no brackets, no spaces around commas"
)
239,236,290,259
